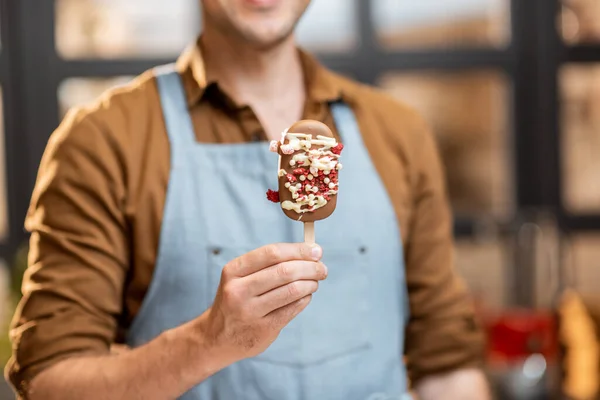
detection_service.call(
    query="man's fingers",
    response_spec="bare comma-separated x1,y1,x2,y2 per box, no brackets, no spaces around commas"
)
255,280,318,316
266,294,312,328
244,261,328,296
225,243,322,277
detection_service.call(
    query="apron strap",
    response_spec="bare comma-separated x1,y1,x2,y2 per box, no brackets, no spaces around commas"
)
329,101,361,148
329,100,366,170
330,99,412,325
154,64,197,147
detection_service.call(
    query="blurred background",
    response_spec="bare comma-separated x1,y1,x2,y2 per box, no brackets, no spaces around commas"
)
0,0,599,398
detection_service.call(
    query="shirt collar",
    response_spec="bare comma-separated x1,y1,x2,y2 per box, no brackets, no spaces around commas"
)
175,38,344,108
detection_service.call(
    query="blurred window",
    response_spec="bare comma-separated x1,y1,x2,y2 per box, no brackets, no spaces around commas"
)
566,234,600,296
55,0,200,59
55,0,358,58
58,77,134,117
561,0,600,44
372,0,510,50
379,70,513,218
296,0,358,52
560,64,600,213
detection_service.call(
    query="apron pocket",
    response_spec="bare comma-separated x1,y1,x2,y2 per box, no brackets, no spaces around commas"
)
207,244,372,367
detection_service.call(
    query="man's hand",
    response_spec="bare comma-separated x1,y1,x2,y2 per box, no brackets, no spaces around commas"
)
26,243,327,400
199,243,328,362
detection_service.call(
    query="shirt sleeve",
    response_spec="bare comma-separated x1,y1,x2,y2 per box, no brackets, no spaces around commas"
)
403,117,486,384
5,108,129,397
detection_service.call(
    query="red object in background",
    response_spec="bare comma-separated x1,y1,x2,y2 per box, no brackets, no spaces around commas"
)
485,309,558,364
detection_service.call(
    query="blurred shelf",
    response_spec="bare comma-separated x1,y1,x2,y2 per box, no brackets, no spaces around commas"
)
564,44,600,63
563,214,600,231
51,48,511,80
454,218,477,237
55,58,175,78
55,56,359,79
374,48,510,72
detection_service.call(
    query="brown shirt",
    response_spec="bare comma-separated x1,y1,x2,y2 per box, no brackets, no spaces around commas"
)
6,42,485,396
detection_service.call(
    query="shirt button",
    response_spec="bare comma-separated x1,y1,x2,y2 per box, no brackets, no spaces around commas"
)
212,247,221,256
359,246,368,254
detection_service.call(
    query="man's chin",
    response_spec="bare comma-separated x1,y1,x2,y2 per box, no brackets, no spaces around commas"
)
238,28,295,51
248,38,289,51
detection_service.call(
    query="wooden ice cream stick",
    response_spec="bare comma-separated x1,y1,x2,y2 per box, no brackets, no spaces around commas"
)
304,221,315,244
265,120,343,246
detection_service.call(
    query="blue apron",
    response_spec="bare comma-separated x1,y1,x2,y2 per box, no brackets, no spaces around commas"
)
126,65,412,400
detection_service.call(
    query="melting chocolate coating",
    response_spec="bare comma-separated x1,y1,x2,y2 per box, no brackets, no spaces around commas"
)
278,120,339,222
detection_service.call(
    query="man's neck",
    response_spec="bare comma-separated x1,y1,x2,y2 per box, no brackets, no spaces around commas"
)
200,29,306,140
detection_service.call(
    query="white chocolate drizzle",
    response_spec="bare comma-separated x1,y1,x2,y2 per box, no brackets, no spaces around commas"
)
278,131,342,214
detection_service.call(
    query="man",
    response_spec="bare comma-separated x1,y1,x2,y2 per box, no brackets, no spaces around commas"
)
6,0,490,399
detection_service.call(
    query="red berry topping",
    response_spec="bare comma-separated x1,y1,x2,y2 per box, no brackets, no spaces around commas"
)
286,174,297,182
331,143,344,155
266,189,280,203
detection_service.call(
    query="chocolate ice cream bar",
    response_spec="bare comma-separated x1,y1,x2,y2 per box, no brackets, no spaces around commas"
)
266,120,343,223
